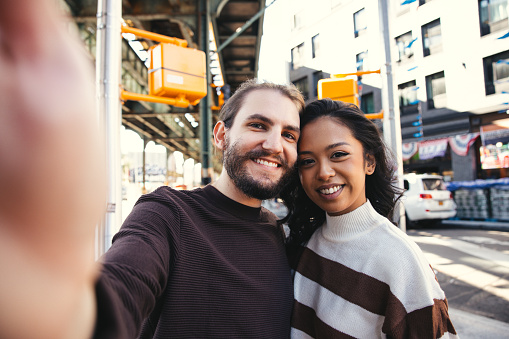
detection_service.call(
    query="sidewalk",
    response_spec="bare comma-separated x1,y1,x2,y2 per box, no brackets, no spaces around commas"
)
410,230,509,338
449,307,509,338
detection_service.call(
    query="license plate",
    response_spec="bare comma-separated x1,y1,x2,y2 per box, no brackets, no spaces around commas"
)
438,201,443,206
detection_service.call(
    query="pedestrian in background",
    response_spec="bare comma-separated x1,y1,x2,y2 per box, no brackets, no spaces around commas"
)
283,99,458,338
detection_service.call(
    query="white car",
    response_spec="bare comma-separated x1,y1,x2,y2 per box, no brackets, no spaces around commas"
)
402,173,457,227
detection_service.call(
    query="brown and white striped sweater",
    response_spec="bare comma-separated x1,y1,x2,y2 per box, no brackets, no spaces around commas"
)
291,200,458,338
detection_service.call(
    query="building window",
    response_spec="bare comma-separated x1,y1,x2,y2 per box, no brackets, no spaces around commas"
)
353,8,367,38
425,71,447,109
291,43,305,70
361,93,375,113
312,34,321,59
421,19,442,57
479,0,509,36
312,71,326,98
293,77,309,101
293,10,305,30
398,80,418,109
356,51,367,71
395,31,415,63
483,50,509,95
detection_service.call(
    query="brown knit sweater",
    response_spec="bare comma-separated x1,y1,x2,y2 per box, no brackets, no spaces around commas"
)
94,185,293,338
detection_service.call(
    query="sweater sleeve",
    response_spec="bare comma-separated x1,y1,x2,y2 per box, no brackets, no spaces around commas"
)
380,227,457,338
94,195,180,338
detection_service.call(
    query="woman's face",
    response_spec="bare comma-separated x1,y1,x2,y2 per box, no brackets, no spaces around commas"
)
297,116,375,216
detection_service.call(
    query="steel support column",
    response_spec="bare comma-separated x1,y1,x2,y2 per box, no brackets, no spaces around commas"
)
96,0,122,257
200,0,213,185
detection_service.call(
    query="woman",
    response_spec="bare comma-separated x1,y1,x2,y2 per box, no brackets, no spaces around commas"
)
281,99,457,338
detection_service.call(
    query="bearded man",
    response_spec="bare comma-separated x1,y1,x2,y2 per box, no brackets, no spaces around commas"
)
95,79,304,338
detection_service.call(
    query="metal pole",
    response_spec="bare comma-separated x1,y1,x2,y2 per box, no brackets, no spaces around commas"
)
96,0,122,257
379,0,406,231
200,0,213,185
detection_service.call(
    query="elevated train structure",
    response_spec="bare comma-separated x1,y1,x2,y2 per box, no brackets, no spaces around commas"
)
65,0,267,178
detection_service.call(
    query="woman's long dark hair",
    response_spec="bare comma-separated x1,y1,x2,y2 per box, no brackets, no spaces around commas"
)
280,99,403,256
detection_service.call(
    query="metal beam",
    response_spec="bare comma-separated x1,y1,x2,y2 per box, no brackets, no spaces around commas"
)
200,0,212,185
215,0,274,53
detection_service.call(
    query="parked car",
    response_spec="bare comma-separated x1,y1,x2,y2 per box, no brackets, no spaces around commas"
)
402,173,457,227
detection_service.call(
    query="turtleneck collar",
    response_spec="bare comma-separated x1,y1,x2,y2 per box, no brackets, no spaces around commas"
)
321,200,382,242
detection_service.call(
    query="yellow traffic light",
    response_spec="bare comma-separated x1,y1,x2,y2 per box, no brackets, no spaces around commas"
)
149,43,207,106
318,78,359,107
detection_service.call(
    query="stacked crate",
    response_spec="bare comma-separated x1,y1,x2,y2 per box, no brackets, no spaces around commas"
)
453,189,490,219
489,186,509,220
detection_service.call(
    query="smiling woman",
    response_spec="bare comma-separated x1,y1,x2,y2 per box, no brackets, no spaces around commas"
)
282,99,458,338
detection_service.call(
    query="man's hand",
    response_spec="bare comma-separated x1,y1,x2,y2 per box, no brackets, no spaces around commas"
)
0,1,106,338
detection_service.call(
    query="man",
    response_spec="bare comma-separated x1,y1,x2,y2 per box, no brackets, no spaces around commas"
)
0,0,305,337
95,79,305,338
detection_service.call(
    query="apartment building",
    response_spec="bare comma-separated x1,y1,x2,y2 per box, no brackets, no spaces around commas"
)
285,0,508,181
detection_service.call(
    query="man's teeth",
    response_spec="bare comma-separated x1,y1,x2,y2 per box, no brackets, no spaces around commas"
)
320,186,341,195
255,159,278,167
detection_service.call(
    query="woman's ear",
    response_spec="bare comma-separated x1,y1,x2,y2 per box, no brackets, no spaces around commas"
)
213,121,226,150
365,154,376,175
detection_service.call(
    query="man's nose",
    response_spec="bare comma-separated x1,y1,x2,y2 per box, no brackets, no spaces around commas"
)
262,130,284,154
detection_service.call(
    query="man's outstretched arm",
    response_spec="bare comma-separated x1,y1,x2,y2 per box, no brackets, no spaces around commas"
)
0,1,106,338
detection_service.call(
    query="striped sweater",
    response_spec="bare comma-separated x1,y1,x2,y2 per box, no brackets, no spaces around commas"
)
291,200,457,338
95,185,293,338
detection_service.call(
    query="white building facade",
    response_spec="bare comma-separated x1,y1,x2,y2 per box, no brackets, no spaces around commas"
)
282,0,509,181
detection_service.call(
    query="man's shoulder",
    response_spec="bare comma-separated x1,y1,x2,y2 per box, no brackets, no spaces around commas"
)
138,186,207,205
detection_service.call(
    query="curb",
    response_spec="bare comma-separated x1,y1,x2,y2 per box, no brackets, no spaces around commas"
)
441,219,509,232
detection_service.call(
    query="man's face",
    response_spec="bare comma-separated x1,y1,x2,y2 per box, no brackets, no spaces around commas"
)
222,89,300,200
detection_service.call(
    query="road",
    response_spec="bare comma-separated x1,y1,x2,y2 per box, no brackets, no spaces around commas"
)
408,225,509,337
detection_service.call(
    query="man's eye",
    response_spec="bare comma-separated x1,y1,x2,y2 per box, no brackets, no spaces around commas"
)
249,123,265,129
283,132,297,140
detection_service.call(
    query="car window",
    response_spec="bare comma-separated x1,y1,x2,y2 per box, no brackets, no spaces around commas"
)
422,178,446,190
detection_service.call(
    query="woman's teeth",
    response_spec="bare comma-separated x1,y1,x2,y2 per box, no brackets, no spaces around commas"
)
319,186,342,195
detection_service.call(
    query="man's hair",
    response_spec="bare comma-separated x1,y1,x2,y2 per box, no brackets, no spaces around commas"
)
219,79,305,129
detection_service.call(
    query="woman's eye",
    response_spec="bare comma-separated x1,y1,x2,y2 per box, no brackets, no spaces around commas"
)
298,158,314,167
332,151,348,159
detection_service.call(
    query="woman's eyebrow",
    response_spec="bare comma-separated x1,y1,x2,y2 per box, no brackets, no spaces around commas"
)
298,142,348,156
326,142,348,150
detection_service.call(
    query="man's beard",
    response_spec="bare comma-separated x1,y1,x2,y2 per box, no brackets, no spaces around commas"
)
223,137,296,201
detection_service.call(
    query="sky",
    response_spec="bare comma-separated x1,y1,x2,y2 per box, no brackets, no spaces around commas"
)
257,0,290,84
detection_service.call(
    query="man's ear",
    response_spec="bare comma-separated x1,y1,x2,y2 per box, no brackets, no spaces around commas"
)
213,121,226,151
365,154,376,175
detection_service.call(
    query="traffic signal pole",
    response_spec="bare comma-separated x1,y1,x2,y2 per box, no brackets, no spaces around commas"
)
379,0,406,231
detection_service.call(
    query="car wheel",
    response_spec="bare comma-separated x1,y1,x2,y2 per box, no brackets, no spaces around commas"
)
405,213,417,229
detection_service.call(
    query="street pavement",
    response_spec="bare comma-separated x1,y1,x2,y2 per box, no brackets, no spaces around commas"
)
409,227,509,338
